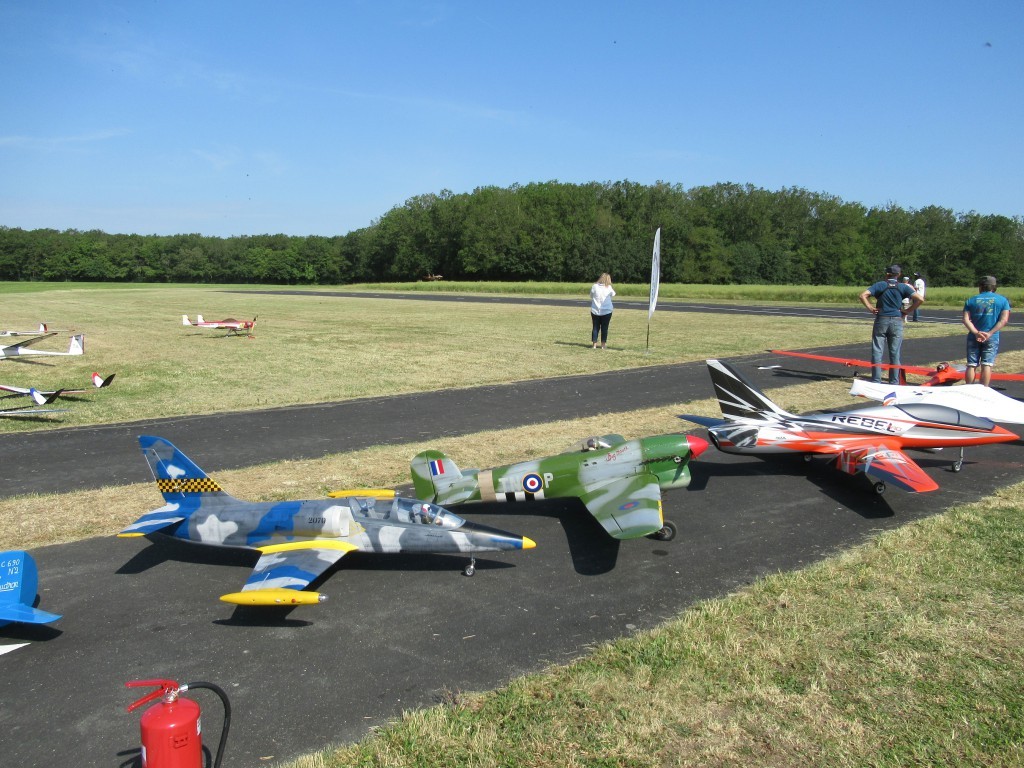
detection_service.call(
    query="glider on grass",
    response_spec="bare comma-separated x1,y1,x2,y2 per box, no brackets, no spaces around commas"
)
0,550,62,627
409,432,709,542
119,436,536,606
0,323,49,338
0,333,84,361
182,314,257,338
767,349,1024,386
0,372,115,401
681,359,1018,495
0,372,114,418
849,378,1024,425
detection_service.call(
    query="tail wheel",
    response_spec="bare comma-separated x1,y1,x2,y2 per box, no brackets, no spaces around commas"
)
647,520,677,542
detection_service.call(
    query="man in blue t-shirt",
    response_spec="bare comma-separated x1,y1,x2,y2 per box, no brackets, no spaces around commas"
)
859,264,924,384
963,275,1011,386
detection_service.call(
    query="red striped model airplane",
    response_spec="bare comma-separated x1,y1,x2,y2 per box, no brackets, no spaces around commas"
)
769,349,1024,386
182,314,257,338
682,359,1019,494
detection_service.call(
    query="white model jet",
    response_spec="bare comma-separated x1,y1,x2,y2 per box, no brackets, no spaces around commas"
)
850,378,1024,425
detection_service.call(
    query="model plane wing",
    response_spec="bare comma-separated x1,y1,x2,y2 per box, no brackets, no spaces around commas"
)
836,444,939,493
220,540,359,605
579,474,664,540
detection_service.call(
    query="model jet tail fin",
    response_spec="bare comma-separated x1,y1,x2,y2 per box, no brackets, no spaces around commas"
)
137,435,230,503
67,334,84,355
409,450,477,505
0,550,62,626
706,359,796,422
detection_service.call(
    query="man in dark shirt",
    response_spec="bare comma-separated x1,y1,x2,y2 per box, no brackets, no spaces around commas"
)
859,265,924,384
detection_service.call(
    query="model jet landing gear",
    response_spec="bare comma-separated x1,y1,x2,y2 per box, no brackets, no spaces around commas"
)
463,557,476,577
874,481,886,495
953,447,965,473
647,520,677,541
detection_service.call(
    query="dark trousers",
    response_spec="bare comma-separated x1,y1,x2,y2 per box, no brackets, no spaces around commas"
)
591,312,612,344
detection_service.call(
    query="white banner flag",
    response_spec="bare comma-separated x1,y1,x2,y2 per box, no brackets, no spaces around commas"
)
648,227,661,321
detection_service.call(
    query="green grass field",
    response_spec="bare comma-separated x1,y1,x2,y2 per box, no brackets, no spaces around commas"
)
3,282,1022,768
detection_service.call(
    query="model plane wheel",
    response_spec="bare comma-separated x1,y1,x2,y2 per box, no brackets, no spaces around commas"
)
953,459,964,473
873,481,886,495
463,558,476,577
648,520,677,542
803,454,813,463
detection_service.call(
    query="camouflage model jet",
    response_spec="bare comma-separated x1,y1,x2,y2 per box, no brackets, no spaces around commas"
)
683,359,1019,494
411,432,709,542
120,436,536,607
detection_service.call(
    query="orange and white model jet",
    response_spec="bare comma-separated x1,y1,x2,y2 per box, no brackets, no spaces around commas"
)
683,359,1019,494
182,314,257,337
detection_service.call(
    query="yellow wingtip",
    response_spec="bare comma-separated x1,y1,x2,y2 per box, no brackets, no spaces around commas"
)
220,589,326,606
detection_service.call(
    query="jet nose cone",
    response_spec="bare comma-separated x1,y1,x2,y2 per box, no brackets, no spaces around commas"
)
686,434,710,458
522,536,537,550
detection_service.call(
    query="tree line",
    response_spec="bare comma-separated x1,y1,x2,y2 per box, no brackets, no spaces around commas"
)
1,181,1021,286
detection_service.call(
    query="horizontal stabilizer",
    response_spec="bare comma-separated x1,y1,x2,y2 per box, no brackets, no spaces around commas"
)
678,414,728,429
118,511,186,537
0,603,63,625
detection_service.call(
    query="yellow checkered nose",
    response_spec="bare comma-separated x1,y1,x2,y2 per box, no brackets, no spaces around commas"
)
156,478,222,493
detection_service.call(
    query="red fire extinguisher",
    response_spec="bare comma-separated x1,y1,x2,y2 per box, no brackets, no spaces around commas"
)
126,678,231,768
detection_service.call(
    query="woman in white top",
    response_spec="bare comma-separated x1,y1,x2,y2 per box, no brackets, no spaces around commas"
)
590,273,616,349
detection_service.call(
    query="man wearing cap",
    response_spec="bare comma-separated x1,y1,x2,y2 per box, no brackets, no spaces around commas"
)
962,276,1011,386
859,265,924,384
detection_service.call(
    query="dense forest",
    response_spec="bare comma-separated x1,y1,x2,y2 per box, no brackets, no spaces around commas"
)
1,181,1021,286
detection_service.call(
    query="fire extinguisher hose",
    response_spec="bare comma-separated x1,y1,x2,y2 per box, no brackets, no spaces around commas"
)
182,681,232,768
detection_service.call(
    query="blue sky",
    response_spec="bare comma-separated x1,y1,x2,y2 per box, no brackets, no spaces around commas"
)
1,1,1021,238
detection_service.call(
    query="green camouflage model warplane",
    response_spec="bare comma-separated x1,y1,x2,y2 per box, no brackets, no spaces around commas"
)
410,432,709,541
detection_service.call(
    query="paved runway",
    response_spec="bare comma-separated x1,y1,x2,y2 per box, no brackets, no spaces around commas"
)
2,333,1023,767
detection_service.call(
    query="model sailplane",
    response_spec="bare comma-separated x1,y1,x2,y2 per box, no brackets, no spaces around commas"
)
0,323,50,338
0,372,113,417
182,315,256,337
0,333,84,361
768,349,1024,386
682,359,1018,494
119,436,535,606
0,550,62,626
410,432,709,541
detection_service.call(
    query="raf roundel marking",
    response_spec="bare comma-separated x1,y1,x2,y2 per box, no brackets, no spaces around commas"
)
618,500,640,511
522,473,543,493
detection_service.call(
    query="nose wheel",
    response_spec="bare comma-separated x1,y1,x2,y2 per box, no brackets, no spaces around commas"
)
463,557,476,577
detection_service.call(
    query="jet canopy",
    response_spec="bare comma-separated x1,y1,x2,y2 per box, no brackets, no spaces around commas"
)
895,403,996,431
349,496,466,530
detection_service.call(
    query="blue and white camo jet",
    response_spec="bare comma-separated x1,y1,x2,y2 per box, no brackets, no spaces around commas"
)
119,436,536,607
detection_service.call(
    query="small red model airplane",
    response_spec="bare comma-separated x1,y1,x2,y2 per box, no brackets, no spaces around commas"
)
182,314,257,338
769,349,1024,387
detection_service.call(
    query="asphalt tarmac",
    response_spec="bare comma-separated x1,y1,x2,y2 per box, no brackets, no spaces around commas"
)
2,330,1023,767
